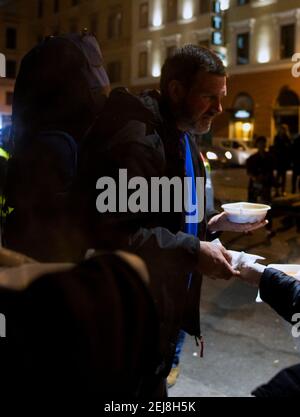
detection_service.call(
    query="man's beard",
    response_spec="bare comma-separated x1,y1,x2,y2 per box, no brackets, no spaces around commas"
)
175,99,214,135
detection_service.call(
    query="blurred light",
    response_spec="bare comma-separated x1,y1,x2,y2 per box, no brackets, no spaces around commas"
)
225,151,232,160
152,50,161,77
258,47,270,63
152,63,161,77
183,1,193,20
220,0,230,10
206,151,218,161
235,110,250,119
242,123,252,133
153,3,162,27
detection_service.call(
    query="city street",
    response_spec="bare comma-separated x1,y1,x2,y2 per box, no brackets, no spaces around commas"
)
169,167,300,397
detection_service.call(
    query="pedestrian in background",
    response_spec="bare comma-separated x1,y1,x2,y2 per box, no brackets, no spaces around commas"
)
291,133,300,194
272,124,292,196
246,135,274,235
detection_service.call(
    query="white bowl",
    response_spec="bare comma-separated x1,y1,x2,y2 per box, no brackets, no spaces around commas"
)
221,202,271,224
267,264,300,281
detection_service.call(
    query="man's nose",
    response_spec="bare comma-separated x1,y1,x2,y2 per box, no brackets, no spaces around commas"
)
213,98,223,114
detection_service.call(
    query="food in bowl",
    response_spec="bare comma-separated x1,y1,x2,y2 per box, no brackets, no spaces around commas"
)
221,202,271,224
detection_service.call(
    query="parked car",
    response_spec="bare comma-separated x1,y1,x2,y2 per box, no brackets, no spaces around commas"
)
199,144,229,168
213,138,257,166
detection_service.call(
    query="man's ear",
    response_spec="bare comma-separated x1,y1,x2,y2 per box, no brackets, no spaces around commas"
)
168,80,186,104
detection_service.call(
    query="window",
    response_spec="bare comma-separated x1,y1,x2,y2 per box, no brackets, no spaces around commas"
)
69,19,79,33
280,24,295,59
107,11,123,39
54,0,60,13
6,28,17,49
237,0,249,5
38,0,44,18
166,45,177,58
139,2,149,29
107,61,122,83
236,32,249,65
199,0,210,14
167,0,177,23
6,92,13,106
138,51,148,78
6,60,17,79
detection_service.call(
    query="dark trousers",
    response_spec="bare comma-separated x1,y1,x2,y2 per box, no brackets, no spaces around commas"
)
275,169,287,195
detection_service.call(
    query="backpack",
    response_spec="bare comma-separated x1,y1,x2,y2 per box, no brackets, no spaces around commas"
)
3,33,109,260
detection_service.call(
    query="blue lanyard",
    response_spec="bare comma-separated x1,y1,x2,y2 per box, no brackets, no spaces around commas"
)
184,134,199,289
184,134,198,237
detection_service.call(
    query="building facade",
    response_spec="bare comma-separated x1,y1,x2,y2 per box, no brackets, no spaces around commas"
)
0,0,28,128
131,0,300,143
0,0,132,127
1,0,300,144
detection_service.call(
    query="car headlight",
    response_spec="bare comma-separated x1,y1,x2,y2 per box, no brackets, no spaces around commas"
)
206,151,218,161
225,151,232,160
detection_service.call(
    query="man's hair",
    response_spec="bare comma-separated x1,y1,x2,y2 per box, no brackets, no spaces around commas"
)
160,44,226,97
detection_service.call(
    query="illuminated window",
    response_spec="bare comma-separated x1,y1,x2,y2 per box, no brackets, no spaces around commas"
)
139,2,149,29
107,11,123,39
236,32,249,65
138,51,148,78
280,24,295,59
167,0,178,23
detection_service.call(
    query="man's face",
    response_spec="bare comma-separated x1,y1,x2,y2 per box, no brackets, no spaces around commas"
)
174,71,227,135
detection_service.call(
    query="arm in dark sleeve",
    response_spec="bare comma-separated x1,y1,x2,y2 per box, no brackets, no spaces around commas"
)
252,364,300,397
260,267,300,323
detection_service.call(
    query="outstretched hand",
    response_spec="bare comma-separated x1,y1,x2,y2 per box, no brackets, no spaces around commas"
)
208,212,268,234
198,241,240,280
238,262,266,287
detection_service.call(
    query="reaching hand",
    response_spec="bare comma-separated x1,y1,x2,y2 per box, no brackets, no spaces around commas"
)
208,212,268,233
238,262,266,286
198,241,240,280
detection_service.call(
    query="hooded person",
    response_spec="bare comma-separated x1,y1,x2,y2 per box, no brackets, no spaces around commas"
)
3,32,111,262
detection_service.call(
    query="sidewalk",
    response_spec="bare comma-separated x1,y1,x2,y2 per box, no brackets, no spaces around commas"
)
170,222,300,397
169,171,300,397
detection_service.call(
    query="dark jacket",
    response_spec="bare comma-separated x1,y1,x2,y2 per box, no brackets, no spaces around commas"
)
246,151,274,203
0,253,162,403
75,87,207,375
252,268,300,397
